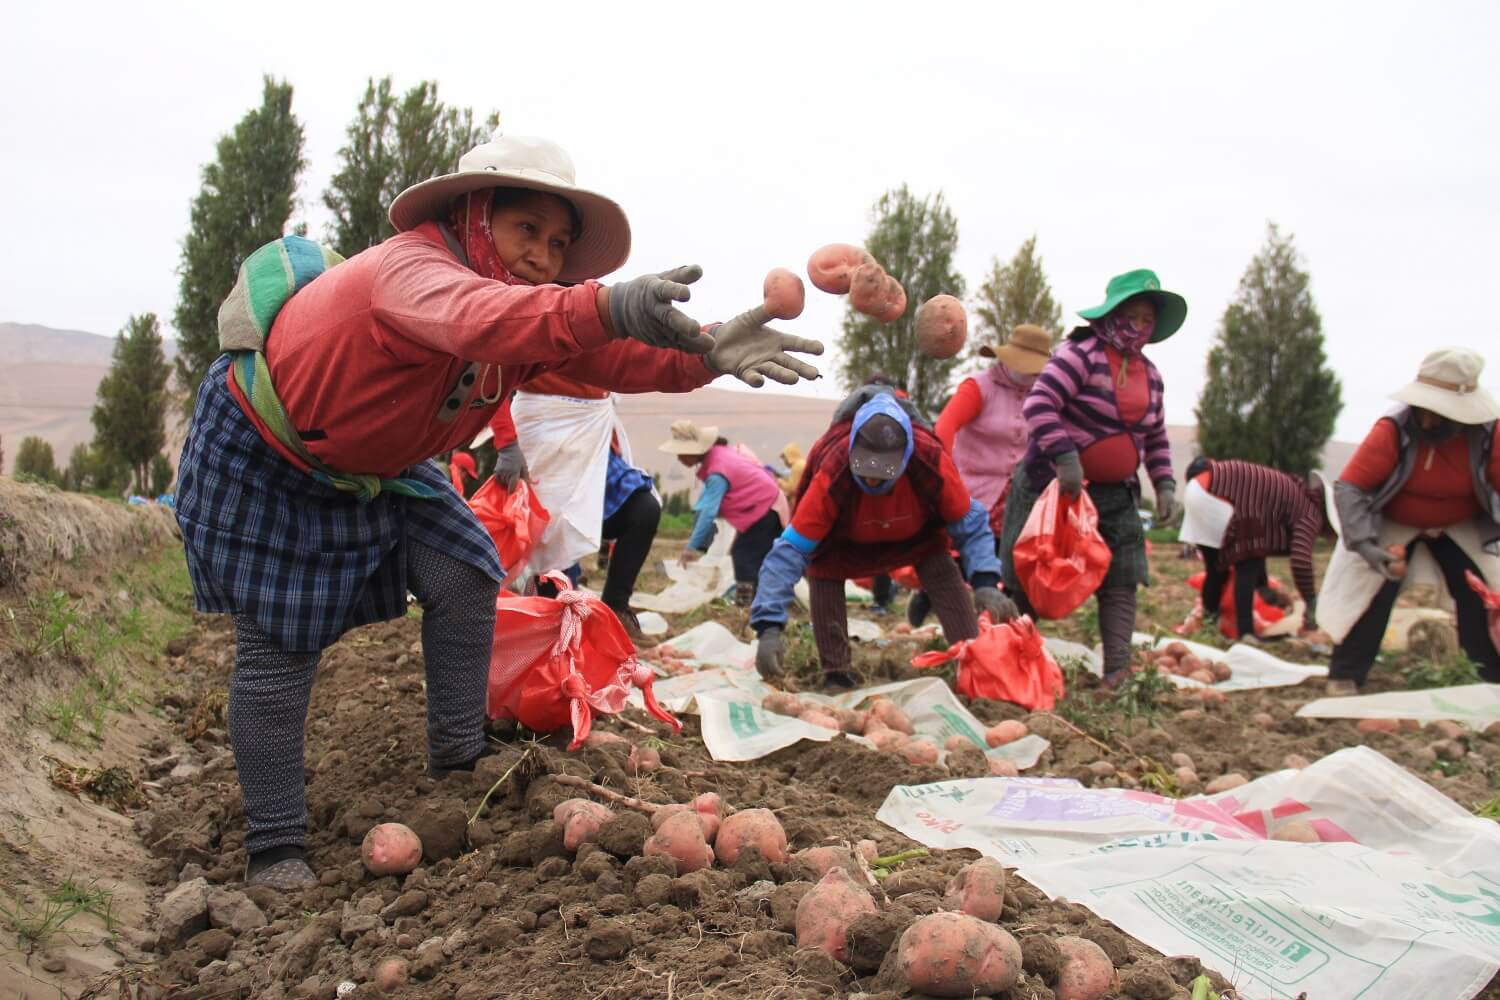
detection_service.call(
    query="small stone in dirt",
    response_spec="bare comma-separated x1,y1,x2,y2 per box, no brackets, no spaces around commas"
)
1021,933,1063,981
1169,752,1195,771
1357,718,1401,734
526,892,562,915
1282,753,1310,770
623,854,676,886
1251,712,1276,728
845,908,912,974
1081,922,1133,965
407,802,467,862
735,879,777,917
206,888,250,929
574,851,616,882
470,881,502,909
1204,772,1247,794
1161,955,1203,986
159,877,211,944
189,928,234,960
410,938,445,980
740,929,792,957
40,954,65,973
584,919,634,961
473,916,524,951
595,811,652,859
536,856,571,880
1087,760,1116,778
792,946,849,988
1178,709,1204,720
1121,963,1177,999
380,890,429,920
770,882,813,933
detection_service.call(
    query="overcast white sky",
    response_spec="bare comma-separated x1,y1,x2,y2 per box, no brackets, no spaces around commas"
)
4,1,1497,442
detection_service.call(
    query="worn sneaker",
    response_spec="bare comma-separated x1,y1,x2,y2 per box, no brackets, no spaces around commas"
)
1324,679,1359,697
245,847,318,890
609,605,659,649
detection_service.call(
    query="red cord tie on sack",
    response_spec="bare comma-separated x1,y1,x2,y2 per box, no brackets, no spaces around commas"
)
487,573,680,749
911,613,1066,711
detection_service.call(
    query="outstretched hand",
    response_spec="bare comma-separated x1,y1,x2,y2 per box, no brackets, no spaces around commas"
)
707,305,825,388
605,265,715,353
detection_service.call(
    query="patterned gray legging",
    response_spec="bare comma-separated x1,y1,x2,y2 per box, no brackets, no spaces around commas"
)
229,540,498,853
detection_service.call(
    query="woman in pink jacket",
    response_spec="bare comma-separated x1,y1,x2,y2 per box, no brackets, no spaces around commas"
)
661,419,789,606
908,325,1053,626
174,130,823,888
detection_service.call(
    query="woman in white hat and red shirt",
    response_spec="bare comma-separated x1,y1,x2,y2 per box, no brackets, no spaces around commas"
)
1320,347,1500,693
174,130,823,887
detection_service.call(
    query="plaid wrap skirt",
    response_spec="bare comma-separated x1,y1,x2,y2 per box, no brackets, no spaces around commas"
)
175,356,502,652
998,466,1148,595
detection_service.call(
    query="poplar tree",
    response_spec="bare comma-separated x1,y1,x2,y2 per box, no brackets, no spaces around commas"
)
324,77,495,257
1195,223,1342,476
174,76,305,410
92,313,172,493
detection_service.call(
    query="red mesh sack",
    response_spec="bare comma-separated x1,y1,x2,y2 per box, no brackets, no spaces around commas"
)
1010,481,1112,619
486,574,680,749
910,613,1066,711
1466,570,1500,654
469,478,550,585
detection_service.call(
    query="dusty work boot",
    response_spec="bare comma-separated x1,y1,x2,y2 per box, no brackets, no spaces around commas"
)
1324,679,1359,697
609,605,659,649
735,581,755,608
822,669,859,691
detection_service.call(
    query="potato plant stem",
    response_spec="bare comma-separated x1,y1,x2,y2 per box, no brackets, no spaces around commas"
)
551,773,662,814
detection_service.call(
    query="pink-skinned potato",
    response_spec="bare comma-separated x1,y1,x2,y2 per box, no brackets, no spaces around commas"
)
899,738,940,765
833,707,868,734
583,730,628,748
989,756,1021,777
553,799,613,852
943,857,1007,922
865,726,910,752
714,808,788,865
799,708,842,730
855,839,879,862
1054,935,1118,1000
643,810,715,874
1273,819,1321,842
650,803,720,843
361,823,423,877
761,691,806,717
896,911,1022,997
762,267,806,320
848,262,890,317
795,867,877,961
874,275,908,323
868,699,915,734
795,845,859,879
915,294,967,359
627,745,661,775
374,957,409,993
806,243,874,294
985,720,1028,747
944,734,977,753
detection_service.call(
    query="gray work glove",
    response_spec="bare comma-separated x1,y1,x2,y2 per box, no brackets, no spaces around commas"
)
706,306,825,388
973,586,1018,622
607,265,715,353
1154,481,1177,524
493,441,529,491
1055,451,1084,497
755,627,785,679
1353,540,1402,581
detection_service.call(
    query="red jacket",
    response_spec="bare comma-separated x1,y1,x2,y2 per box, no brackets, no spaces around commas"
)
249,221,714,478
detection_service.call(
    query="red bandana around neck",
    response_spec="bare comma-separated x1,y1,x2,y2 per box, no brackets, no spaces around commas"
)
449,189,527,286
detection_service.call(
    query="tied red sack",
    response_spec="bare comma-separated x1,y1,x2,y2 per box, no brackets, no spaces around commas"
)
469,478,550,585
1466,570,1500,654
910,613,1066,711
487,574,680,749
1010,480,1112,619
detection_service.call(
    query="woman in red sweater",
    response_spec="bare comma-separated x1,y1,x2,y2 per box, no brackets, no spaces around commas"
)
174,130,823,887
1319,348,1500,694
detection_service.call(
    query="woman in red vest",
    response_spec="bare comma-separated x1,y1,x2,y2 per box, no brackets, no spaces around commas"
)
660,419,789,606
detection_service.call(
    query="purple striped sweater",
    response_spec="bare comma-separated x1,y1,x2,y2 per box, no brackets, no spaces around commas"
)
1021,329,1173,487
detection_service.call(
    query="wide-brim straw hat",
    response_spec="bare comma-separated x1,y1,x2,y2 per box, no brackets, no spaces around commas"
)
658,419,719,455
388,129,631,283
1077,268,1188,343
1389,347,1500,425
980,323,1054,374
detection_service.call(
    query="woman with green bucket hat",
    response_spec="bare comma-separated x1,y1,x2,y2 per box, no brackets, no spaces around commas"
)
997,268,1187,684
